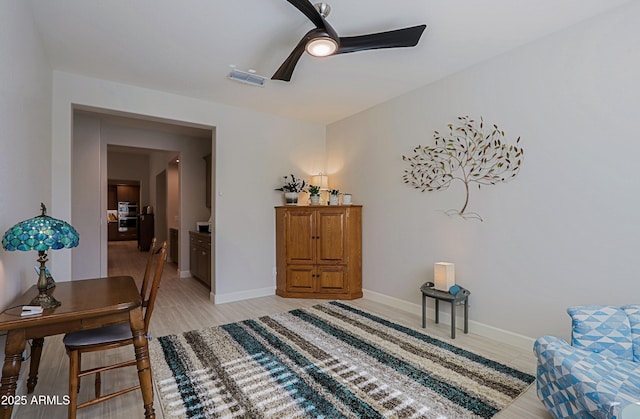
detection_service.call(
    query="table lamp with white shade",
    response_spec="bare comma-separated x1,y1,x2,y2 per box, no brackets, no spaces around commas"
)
434,262,455,291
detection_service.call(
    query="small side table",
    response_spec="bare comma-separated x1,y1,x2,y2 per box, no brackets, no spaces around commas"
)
421,282,470,338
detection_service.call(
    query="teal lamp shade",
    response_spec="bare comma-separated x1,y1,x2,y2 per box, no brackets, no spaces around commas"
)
2,215,79,251
2,203,79,308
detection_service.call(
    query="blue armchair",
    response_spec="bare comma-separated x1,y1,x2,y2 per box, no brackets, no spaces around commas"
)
534,305,640,418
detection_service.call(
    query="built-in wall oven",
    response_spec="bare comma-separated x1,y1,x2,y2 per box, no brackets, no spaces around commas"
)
118,201,138,232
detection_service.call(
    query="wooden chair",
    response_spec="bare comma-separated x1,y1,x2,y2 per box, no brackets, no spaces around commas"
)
63,240,167,418
140,237,157,299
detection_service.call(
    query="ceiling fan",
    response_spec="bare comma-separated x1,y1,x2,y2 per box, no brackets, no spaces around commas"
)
272,0,427,82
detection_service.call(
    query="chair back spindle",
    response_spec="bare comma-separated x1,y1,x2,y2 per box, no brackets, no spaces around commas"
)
143,241,167,334
139,237,157,303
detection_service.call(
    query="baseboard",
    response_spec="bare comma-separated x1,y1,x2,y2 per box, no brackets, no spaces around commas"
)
212,287,275,304
363,289,423,315
362,288,535,351
179,269,191,278
201,285,536,350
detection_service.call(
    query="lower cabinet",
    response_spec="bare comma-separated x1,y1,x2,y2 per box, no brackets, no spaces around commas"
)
107,222,137,241
108,222,119,241
275,205,362,299
169,228,179,263
137,214,154,251
285,265,348,295
189,231,211,288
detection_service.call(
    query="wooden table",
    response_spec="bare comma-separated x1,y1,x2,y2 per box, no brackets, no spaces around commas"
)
0,276,155,418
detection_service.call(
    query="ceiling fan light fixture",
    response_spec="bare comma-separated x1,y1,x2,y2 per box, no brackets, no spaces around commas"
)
305,36,338,57
272,1,426,82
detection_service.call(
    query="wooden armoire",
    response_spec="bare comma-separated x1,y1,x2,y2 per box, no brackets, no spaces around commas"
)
275,205,362,299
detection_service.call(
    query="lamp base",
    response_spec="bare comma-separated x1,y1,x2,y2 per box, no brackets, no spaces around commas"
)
30,292,61,310
46,271,56,289
32,252,61,309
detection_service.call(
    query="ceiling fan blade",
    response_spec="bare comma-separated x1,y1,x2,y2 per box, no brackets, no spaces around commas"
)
336,24,427,54
285,0,325,28
272,33,310,82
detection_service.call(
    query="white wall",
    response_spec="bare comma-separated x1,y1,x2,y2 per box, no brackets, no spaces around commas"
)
71,113,102,279
0,0,52,364
0,1,52,309
326,1,640,345
52,72,326,303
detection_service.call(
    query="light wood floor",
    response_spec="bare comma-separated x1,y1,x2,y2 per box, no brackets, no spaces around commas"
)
12,241,551,418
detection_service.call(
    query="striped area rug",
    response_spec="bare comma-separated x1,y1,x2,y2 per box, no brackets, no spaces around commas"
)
149,301,534,418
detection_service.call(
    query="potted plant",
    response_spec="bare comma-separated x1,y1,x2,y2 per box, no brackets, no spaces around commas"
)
275,174,306,205
328,189,340,206
308,185,321,205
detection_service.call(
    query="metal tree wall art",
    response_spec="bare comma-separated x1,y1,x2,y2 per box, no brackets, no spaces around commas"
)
402,116,524,221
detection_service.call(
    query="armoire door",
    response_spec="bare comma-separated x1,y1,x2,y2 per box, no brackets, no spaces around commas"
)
285,265,316,293
317,265,348,293
316,209,346,263
284,209,315,264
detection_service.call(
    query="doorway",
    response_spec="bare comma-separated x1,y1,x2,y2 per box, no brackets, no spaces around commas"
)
71,108,215,295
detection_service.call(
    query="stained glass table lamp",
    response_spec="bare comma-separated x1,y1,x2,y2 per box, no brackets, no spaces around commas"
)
2,203,79,309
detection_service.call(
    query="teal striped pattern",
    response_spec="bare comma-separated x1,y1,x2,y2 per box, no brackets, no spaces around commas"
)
150,302,534,418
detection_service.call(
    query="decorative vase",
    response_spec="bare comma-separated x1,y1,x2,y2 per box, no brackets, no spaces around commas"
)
329,194,339,206
310,194,320,205
284,192,299,205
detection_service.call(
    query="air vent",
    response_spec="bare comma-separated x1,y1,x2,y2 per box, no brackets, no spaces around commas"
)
227,69,266,87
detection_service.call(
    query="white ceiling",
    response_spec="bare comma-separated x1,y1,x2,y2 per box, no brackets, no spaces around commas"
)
27,0,633,124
